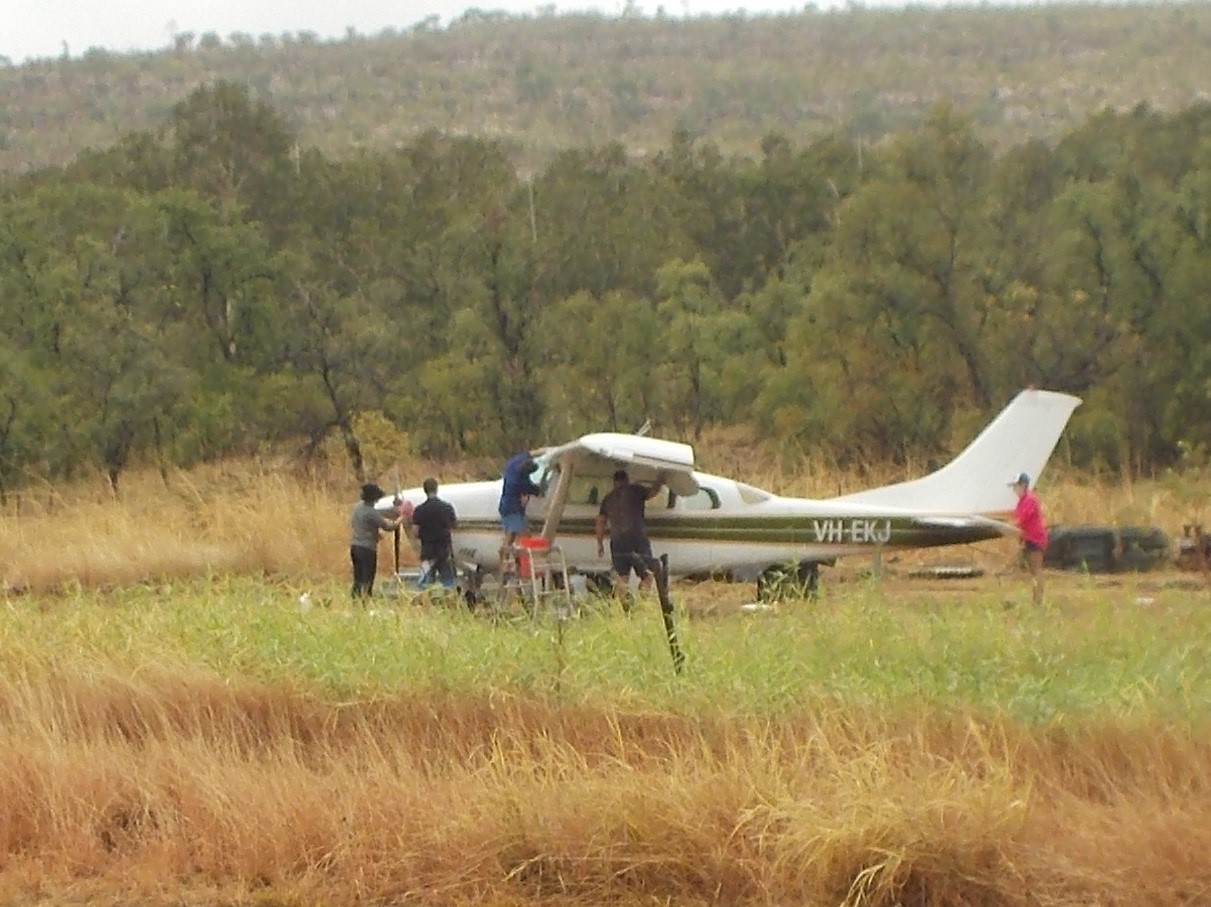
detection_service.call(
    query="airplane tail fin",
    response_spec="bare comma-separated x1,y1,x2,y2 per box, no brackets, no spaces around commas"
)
833,389,1082,514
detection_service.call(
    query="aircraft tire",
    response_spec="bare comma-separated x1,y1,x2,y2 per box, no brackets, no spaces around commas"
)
757,562,819,602
583,571,615,595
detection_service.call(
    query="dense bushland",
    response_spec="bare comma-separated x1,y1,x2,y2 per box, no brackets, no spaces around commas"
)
3,81,1211,498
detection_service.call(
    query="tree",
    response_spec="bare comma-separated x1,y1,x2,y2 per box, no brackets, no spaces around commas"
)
164,80,297,223
264,258,403,480
531,142,693,302
1151,159,1211,456
435,203,545,453
653,259,741,438
59,301,193,491
729,132,839,294
149,189,279,366
0,342,53,500
536,289,660,436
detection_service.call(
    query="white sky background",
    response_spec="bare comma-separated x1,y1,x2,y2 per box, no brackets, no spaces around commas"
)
4,0,817,62
2,0,1047,63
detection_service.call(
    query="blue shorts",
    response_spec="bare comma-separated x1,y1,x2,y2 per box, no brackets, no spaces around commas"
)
501,513,528,533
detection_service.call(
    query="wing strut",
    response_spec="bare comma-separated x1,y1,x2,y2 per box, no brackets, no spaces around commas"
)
541,463,574,542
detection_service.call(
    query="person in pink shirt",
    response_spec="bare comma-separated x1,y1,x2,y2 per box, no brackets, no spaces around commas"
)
1010,472,1048,604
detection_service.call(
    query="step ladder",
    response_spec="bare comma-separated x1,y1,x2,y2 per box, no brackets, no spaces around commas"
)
497,538,574,618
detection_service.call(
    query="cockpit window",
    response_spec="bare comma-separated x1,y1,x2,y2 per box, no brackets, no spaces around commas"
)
737,483,771,505
535,464,675,509
677,486,720,511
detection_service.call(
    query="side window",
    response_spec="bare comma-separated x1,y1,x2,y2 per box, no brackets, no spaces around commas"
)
568,476,604,507
677,486,720,511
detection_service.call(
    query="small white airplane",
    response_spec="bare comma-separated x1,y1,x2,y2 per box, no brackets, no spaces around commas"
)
383,388,1081,598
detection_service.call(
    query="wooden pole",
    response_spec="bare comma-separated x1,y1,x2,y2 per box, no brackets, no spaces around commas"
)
654,553,685,674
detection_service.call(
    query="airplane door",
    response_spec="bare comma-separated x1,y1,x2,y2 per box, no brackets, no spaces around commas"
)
531,465,607,567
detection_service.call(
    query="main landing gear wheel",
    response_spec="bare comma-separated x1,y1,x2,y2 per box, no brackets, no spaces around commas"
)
757,562,819,602
583,571,615,595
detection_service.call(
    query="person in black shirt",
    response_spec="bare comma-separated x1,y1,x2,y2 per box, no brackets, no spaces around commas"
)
410,477,458,589
595,469,664,599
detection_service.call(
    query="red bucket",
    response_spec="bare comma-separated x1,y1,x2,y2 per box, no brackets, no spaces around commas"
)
515,535,550,579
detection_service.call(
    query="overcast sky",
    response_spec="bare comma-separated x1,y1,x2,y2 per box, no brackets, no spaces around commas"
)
4,0,889,63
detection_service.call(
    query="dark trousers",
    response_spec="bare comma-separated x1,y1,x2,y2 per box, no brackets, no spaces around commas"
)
350,545,378,599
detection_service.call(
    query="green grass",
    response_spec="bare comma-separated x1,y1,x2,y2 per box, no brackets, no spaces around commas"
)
6,574,1210,726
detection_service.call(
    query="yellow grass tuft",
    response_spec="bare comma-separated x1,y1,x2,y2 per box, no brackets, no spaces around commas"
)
1,463,376,594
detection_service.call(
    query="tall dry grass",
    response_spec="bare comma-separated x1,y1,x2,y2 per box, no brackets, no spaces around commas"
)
0,461,398,594
2,663,1210,906
3,444,1207,595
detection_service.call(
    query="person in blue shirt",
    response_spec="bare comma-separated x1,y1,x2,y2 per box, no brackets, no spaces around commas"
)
498,450,542,550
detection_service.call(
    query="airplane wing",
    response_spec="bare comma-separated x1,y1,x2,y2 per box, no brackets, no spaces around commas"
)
539,432,700,497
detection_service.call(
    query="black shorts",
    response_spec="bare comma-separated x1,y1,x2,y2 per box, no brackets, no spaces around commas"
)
1023,540,1045,554
611,536,654,578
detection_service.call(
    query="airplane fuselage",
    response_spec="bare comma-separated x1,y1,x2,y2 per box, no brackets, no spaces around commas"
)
387,389,1080,582
396,468,1007,579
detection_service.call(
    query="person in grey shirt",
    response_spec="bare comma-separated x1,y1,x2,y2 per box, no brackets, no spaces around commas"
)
350,482,403,599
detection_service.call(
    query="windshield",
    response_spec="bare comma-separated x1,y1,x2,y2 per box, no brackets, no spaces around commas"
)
534,461,557,496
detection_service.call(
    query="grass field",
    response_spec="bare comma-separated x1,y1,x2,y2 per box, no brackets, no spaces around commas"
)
3,572,1211,904
2,460,1211,904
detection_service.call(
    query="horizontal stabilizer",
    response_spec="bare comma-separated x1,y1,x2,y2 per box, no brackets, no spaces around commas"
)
914,515,1019,536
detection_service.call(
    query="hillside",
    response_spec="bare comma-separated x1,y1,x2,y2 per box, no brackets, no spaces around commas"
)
2,2,1210,173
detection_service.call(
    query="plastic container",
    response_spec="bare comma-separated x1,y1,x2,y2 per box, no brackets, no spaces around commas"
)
515,535,550,579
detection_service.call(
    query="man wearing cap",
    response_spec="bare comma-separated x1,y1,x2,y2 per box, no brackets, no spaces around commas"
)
1010,472,1048,604
350,482,404,600
596,469,665,601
